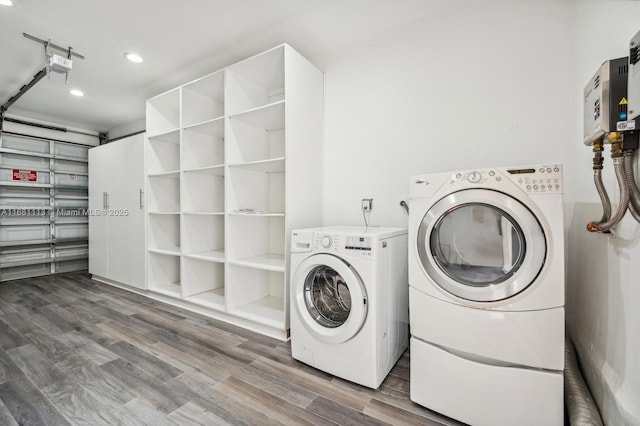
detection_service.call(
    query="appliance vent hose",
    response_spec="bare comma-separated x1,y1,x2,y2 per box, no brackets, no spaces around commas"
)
565,338,604,426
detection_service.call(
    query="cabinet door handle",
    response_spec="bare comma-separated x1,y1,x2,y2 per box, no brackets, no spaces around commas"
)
139,189,144,209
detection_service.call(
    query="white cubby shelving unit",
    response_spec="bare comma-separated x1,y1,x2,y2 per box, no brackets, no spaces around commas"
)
144,44,323,340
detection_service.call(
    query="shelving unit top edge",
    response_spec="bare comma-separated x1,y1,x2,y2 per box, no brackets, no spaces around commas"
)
224,43,287,72
146,86,181,103
181,69,225,89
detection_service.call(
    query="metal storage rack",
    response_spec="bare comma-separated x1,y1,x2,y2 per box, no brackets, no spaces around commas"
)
0,131,89,281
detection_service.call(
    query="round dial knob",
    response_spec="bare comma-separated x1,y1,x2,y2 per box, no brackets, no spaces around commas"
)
321,236,332,248
467,171,482,183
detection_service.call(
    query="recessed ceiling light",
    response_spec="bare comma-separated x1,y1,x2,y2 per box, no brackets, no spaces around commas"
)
124,52,143,63
0,0,14,7
70,89,84,97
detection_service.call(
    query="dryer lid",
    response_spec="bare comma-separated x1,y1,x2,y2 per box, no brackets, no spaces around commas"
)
417,189,546,302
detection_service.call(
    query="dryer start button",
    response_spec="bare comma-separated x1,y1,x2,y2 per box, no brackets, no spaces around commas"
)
467,171,482,183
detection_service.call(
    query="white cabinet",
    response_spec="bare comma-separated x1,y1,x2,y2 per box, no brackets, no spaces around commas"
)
88,134,146,289
145,44,323,340
88,143,112,278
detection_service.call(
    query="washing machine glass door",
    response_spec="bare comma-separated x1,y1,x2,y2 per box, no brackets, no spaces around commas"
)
417,189,546,302
293,253,367,344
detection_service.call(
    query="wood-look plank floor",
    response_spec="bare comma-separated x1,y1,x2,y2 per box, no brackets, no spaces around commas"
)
0,272,463,426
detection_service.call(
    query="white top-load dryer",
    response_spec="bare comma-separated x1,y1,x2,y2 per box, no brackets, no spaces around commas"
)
290,226,408,389
408,164,565,426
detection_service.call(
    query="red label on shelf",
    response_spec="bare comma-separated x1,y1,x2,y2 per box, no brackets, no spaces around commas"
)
12,169,38,182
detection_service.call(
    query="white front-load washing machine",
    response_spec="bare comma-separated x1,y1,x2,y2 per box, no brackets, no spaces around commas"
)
290,226,408,389
408,164,565,426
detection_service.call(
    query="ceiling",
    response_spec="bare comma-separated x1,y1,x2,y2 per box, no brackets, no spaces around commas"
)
0,0,456,134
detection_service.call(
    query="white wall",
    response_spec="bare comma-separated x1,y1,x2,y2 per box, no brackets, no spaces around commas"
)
569,2,640,425
313,1,640,424
314,0,575,228
108,117,145,141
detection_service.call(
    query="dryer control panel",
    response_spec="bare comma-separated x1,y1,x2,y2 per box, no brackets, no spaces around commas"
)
503,164,563,194
444,164,563,194
411,163,564,199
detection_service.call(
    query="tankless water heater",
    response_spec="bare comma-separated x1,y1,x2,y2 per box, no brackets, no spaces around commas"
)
628,30,640,121
583,57,628,145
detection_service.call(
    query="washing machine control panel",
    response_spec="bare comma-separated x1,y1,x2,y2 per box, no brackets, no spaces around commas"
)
320,236,333,248
315,234,339,251
314,233,375,257
344,235,372,252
